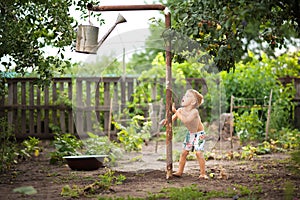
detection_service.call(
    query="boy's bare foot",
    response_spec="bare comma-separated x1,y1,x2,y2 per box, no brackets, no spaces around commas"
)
199,174,208,179
172,172,182,177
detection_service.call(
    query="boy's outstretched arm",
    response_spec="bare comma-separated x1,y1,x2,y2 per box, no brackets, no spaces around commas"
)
160,110,178,126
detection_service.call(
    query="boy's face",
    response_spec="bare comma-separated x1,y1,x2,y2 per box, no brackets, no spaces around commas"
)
181,91,195,107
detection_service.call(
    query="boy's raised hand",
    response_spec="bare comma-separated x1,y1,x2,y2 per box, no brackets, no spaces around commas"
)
160,102,177,126
172,102,177,113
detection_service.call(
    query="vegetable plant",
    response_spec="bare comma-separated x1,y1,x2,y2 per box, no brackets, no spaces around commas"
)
0,117,17,172
49,133,82,164
83,132,122,166
114,115,151,152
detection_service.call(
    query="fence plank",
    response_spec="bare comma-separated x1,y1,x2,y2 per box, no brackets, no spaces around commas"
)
29,82,34,134
12,82,18,132
95,81,101,128
76,79,84,136
68,81,74,134
59,82,66,133
52,81,57,127
86,81,92,132
36,86,42,134
7,82,13,127
121,77,126,112
44,87,49,135
21,82,26,133
104,82,110,132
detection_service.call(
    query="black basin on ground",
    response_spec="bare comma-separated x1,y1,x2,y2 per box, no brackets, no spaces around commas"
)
63,155,108,171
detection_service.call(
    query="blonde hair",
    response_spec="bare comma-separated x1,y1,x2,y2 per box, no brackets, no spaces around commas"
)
187,89,204,108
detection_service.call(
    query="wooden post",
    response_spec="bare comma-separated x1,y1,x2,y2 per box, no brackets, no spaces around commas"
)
165,11,173,180
229,95,234,150
218,79,222,151
265,89,273,140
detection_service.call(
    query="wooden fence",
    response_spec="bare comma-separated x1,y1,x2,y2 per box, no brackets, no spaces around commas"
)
0,77,207,139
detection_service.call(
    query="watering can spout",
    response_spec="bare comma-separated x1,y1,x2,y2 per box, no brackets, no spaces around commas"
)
75,14,127,54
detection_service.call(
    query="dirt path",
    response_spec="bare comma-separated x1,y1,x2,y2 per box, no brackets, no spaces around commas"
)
0,141,299,199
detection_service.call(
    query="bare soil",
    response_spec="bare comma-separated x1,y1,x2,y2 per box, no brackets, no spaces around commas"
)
0,140,299,200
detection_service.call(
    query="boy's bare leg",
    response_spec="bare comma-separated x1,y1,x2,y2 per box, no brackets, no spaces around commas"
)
173,150,189,177
196,151,208,179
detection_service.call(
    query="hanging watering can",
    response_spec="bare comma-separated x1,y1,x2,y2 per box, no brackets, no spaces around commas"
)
76,14,127,54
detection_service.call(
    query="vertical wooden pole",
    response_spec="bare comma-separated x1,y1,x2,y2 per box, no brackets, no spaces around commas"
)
265,89,273,140
108,97,113,140
229,95,234,150
218,79,221,151
165,11,173,179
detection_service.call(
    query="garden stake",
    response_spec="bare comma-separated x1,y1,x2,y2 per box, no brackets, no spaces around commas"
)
265,89,273,140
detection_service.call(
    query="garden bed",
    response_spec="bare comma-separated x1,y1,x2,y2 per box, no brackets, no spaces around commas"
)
0,140,299,199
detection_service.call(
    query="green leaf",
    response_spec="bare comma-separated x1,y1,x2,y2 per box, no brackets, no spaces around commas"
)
13,186,37,195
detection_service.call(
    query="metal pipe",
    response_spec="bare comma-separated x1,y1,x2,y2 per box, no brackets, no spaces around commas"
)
87,3,173,179
87,3,166,11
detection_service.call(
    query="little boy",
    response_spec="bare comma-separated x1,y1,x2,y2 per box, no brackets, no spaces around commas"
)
161,89,208,179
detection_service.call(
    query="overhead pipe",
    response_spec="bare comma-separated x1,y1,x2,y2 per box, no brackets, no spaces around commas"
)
87,3,173,179
87,4,166,11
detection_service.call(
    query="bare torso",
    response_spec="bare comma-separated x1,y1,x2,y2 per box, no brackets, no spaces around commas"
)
175,107,204,133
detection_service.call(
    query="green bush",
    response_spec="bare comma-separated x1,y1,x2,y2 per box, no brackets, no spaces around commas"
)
269,83,296,131
20,136,41,158
114,115,151,152
83,132,122,166
220,51,298,142
234,107,264,143
0,117,17,172
49,133,82,164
